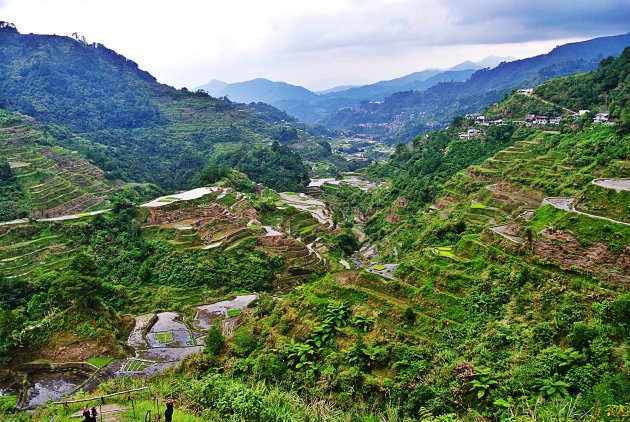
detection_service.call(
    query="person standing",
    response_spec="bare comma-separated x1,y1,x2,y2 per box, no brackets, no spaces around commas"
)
90,406,98,422
164,398,174,422
81,406,91,422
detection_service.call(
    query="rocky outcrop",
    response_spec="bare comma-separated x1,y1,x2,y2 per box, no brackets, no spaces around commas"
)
533,229,630,282
386,213,402,224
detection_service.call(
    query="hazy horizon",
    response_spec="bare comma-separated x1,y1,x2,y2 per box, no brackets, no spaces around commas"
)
1,0,628,91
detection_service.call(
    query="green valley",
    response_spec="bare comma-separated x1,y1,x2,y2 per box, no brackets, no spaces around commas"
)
0,19,628,422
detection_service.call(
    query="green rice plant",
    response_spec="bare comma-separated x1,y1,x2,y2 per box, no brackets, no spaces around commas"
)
87,357,113,369
227,309,242,318
124,359,151,372
156,332,173,343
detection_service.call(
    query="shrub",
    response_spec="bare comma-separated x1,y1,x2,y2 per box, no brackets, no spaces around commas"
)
232,329,257,357
568,322,599,351
205,325,224,356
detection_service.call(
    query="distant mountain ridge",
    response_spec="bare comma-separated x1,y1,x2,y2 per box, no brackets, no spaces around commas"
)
205,78,318,104
320,32,630,141
198,56,512,122
201,33,630,137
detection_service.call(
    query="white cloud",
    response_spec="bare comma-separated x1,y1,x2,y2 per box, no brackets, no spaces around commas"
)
0,0,626,90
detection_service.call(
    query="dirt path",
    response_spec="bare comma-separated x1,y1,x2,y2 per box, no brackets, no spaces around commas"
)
543,197,630,227
70,403,128,421
306,238,323,262
530,93,576,114
0,209,110,227
490,225,525,244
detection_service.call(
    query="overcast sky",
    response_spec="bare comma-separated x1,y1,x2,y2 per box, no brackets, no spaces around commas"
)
1,0,628,91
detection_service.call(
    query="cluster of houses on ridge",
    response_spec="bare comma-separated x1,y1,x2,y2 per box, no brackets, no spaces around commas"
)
465,113,563,127
459,109,612,140
524,115,562,125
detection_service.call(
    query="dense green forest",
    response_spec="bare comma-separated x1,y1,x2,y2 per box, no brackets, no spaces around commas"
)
0,25,353,190
211,141,311,192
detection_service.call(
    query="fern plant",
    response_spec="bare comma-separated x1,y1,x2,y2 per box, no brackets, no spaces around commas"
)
353,313,376,333
470,366,498,399
538,376,570,399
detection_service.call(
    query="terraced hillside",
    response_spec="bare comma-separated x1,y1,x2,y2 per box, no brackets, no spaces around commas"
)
204,123,628,420
427,125,630,280
175,75,628,419
139,187,326,291
0,109,129,220
0,184,338,374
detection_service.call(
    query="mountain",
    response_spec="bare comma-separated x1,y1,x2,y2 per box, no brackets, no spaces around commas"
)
203,78,318,104
0,25,323,191
321,32,630,141
449,55,514,71
201,79,228,95
315,85,357,94
319,68,477,102
198,68,479,122
198,56,515,123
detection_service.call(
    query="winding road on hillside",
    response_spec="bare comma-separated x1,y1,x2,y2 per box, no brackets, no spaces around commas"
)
543,195,630,227
0,209,110,227
489,224,526,244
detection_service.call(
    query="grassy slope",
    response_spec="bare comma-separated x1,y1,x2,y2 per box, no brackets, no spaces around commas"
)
190,124,629,419
0,109,128,219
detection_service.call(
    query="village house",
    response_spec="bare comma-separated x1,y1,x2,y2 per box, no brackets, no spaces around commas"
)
548,116,561,125
593,113,609,123
474,115,505,126
534,116,549,125
572,109,591,119
517,88,533,95
459,126,484,139
525,114,561,125
475,115,488,125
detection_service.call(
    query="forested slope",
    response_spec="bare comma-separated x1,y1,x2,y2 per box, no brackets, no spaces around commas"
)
0,25,322,191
